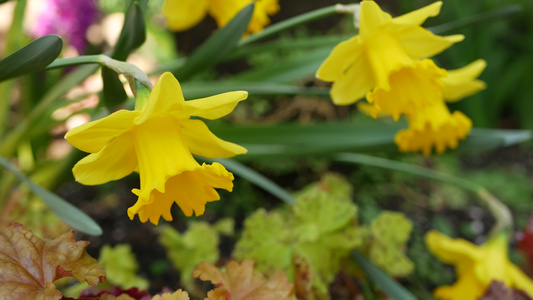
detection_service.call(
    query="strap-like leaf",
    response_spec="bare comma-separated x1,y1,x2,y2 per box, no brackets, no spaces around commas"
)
171,3,254,80
112,0,147,61
0,35,62,82
0,156,102,236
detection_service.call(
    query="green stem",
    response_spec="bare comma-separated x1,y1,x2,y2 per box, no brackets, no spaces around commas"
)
334,153,513,235
46,55,152,90
238,5,339,47
428,5,522,34
45,55,102,68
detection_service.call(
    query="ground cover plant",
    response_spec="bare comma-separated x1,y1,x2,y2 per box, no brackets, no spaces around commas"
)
0,0,532,299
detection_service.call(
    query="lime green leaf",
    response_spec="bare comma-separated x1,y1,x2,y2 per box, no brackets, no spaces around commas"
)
0,156,102,236
0,223,105,300
296,173,353,203
112,1,146,61
99,244,149,290
170,3,253,80
0,35,62,82
233,209,294,276
234,174,362,298
352,251,417,300
293,189,356,242
159,222,219,287
367,212,414,277
213,218,235,236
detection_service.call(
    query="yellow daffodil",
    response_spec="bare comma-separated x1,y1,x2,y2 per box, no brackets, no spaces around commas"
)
316,0,463,105
65,72,248,225
390,60,486,155
425,230,533,300
367,59,487,120
394,101,472,156
162,0,280,34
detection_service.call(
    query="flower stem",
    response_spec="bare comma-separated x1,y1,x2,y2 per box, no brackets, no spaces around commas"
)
334,153,513,236
238,5,339,47
46,55,152,90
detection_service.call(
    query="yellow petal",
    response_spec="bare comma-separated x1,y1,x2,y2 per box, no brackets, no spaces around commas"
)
316,36,362,82
395,25,464,59
72,134,137,185
395,109,472,156
181,119,247,158
65,110,139,153
208,0,247,29
393,1,442,26
433,269,485,300
183,91,248,120
248,0,280,34
364,32,413,90
131,116,199,202
162,0,209,31
366,59,445,120
359,1,393,37
128,162,234,225
425,230,480,266
329,56,375,105
442,59,487,102
135,72,185,125
508,264,533,297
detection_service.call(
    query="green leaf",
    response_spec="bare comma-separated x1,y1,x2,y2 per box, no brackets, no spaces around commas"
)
0,156,102,236
0,35,62,82
352,251,417,300
170,3,254,80
234,174,362,298
233,209,294,276
99,244,149,289
367,212,414,277
159,222,219,287
208,122,532,159
112,1,146,61
231,47,332,83
101,67,128,110
182,81,329,99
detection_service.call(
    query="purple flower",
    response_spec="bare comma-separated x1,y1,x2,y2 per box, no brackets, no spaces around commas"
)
33,0,100,53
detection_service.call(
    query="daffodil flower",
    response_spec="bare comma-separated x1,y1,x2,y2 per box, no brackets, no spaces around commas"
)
162,0,279,34
316,0,464,105
65,72,248,225
367,59,486,121
425,230,533,300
